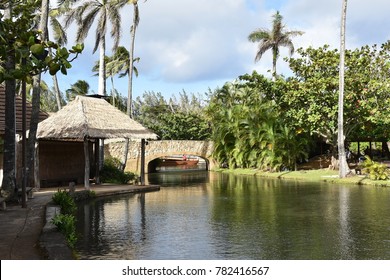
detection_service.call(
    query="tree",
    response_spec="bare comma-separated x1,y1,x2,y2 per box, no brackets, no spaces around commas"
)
338,0,349,177
206,76,308,170
115,0,146,171
133,91,210,140
116,0,146,118
65,79,91,101
92,46,139,107
284,43,390,167
47,1,73,110
27,0,50,191
1,1,17,199
65,0,122,97
0,1,83,199
248,11,303,81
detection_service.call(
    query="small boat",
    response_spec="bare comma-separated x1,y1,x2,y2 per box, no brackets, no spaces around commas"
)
159,157,199,167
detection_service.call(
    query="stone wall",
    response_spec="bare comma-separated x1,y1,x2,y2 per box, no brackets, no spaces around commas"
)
105,140,216,174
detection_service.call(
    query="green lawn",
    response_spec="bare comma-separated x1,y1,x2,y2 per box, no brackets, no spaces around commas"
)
213,168,390,187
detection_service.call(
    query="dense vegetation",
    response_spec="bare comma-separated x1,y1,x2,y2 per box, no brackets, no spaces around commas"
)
2,1,390,186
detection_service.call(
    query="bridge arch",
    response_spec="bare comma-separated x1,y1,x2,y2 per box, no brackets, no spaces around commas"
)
105,140,216,174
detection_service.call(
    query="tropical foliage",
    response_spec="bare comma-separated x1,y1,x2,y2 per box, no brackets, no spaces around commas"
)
283,43,390,154
206,76,310,171
100,157,137,184
133,91,211,140
360,157,390,180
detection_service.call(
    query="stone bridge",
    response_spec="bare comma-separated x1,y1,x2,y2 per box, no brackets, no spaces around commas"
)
105,140,216,174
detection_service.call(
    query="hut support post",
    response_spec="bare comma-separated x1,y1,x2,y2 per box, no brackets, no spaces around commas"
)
95,138,100,184
140,139,146,185
84,137,90,190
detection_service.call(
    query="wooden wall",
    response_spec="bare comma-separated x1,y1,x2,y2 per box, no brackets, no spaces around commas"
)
39,140,95,187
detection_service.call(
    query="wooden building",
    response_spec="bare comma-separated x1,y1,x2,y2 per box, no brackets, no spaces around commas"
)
0,85,49,188
36,95,157,189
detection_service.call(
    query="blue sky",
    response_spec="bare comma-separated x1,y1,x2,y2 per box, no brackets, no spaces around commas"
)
46,0,390,101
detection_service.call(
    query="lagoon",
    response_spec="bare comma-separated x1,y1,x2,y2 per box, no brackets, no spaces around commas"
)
74,171,390,259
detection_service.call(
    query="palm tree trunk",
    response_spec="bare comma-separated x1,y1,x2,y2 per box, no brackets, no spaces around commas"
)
52,74,62,110
110,76,116,107
338,0,349,178
98,36,107,96
127,3,137,118
98,36,107,171
84,137,90,190
122,2,139,171
27,0,49,189
1,1,17,199
272,48,277,81
2,54,17,199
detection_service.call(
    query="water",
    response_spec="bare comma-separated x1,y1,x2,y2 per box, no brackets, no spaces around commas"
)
74,171,390,260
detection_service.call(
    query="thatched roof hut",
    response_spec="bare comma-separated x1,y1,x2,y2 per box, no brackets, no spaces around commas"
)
37,95,157,140
36,95,158,189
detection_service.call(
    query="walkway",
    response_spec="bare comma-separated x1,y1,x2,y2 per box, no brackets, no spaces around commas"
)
0,184,160,260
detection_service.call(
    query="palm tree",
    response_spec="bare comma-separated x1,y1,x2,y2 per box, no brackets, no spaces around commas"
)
117,0,145,118
64,0,122,96
92,47,139,106
248,11,303,81
338,0,349,178
47,1,73,110
27,0,50,193
65,79,91,101
116,0,146,171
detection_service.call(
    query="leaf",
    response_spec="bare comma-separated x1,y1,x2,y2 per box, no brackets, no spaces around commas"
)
30,43,44,55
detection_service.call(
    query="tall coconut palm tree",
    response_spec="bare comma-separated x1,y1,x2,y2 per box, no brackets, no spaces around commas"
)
338,0,349,178
92,46,139,106
65,0,123,174
117,0,145,118
47,1,73,110
27,0,50,192
65,79,91,101
116,0,146,171
64,0,122,96
248,11,303,81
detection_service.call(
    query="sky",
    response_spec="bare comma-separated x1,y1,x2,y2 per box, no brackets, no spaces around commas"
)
45,0,390,100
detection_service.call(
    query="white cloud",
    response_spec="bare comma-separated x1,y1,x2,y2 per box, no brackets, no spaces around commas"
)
49,0,390,97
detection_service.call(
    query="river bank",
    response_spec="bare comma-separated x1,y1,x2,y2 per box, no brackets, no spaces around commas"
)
213,168,390,187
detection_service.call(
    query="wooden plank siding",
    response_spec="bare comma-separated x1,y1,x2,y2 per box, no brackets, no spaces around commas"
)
0,85,49,136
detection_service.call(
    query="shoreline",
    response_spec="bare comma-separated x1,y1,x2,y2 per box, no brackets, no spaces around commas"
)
212,168,390,187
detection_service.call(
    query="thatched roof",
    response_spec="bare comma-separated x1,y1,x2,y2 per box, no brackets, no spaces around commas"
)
37,95,158,140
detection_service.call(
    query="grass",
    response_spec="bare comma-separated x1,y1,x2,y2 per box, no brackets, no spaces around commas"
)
213,167,390,187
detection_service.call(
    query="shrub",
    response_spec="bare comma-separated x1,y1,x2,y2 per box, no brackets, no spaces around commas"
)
100,157,137,184
52,190,78,247
52,190,77,215
360,157,390,180
52,214,77,248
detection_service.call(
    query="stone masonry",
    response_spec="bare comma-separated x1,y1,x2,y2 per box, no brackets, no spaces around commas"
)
105,140,216,174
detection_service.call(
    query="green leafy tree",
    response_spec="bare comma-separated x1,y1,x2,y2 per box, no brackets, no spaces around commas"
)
0,0,83,198
133,91,210,140
248,11,303,80
284,43,390,167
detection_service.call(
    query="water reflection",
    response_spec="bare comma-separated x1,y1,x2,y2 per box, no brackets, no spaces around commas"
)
75,172,390,259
